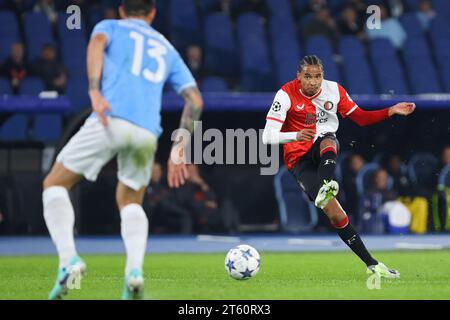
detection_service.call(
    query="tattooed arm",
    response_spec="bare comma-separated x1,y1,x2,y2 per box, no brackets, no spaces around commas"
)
87,33,111,126
168,86,204,188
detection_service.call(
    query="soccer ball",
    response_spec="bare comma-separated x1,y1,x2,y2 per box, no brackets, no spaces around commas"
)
224,244,260,280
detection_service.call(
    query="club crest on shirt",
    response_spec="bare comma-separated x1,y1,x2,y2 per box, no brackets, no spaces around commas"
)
324,101,334,111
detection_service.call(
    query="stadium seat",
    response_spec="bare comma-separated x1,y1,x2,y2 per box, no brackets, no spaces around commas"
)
407,153,439,191
0,115,29,141
266,0,293,19
274,166,318,233
402,38,441,93
0,78,12,95
61,37,87,78
405,0,420,10
152,0,169,35
199,0,220,13
201,76,228,92
204,13,239,77
0,11,21,62
237,13,274,91
399,13,425,37
20,78,45,95
338,36,376,94
24,12,55,61
67,77,90,112
31,114,63,143
430,19,450,92
305,36,340,83
169,0,201,50
369,39,409,94
433,0,450,16
269,15,301,87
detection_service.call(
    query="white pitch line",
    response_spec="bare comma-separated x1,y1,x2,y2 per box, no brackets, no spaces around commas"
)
287,239,340,246
395,242,445,250
196,235,241,243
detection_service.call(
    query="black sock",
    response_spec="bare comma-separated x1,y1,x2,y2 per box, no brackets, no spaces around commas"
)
334,217,378,266
318,150,337,184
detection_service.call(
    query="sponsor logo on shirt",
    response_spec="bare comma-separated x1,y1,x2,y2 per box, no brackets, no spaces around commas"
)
316,110,328,123
296,104,305,111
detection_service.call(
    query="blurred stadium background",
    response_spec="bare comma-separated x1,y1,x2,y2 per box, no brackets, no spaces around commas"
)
0,0,449,243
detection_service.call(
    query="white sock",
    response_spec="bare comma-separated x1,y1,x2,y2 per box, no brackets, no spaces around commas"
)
43,186,77,268
120,204,149,276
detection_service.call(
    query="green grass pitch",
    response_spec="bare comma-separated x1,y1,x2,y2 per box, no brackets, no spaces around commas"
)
0,251,449,300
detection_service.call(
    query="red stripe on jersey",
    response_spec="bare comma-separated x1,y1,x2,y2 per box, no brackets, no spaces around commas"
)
266,116,284,124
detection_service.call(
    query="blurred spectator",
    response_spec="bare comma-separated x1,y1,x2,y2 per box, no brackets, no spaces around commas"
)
6,0,31,17
1,42,29,94
344,0,368,28
33,0,58,24
382,0,409,18
176,164,224,234
147,162,192,234
303,6,338,41
30,44,67,94
298,0,328,17
366,4,407,49
206,0,238,20
342,154,364,226
386,154,411,196
338,5,366,41
416,0,436,30
361,168,405,233
185,45,205,83
441,146,450,167
103,7,118,19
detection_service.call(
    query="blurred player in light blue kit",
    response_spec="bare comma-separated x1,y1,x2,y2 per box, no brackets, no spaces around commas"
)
42,0,203,300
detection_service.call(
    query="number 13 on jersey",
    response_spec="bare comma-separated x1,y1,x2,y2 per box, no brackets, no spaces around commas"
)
129,31,167,83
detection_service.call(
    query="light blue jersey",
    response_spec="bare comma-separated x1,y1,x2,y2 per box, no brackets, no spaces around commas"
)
90,19,196,136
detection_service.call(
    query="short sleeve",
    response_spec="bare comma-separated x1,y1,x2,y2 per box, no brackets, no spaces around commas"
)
91,20,115,46
266,89,291,124
337,84,359,118
167,53,197,94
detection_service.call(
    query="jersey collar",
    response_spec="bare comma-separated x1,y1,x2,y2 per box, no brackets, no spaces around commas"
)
127,18,151,28
299,88,322,100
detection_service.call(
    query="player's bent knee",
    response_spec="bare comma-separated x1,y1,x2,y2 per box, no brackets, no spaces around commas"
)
116,183,146,211
320,138,337,154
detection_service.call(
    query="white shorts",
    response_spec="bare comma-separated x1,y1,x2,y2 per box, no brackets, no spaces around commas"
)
56,116,158,191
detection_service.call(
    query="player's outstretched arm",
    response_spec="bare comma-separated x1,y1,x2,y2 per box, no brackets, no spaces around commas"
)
388,102,416,117
87,33,111,127
168,86,204,188
348,102,416,127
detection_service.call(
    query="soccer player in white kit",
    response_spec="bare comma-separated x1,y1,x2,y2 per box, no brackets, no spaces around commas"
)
42,0,202,299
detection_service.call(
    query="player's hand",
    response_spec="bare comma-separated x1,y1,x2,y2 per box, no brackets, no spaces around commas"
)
89,90,112,127
388,102,416,117
167,144,189,188
296,129,315,141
